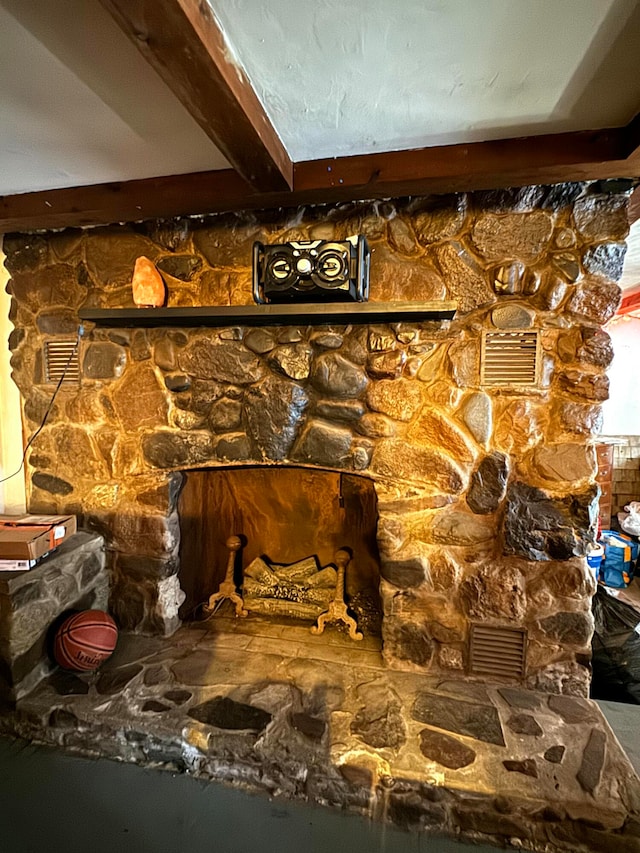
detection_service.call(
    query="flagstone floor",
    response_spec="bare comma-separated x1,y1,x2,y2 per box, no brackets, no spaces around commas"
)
2,610,640,853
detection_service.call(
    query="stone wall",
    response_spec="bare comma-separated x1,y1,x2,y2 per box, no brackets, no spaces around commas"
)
3,183,628,695
0,532,106,703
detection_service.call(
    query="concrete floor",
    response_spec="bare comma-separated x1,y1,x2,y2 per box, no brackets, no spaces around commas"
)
597,698,640,774
0,735,503,853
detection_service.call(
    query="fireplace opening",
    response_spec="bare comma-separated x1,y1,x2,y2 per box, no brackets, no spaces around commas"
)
177,467,381,637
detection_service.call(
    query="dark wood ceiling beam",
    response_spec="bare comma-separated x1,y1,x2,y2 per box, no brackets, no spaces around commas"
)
294,128,633,198
99,0,292,192
3,126,640,233
0,170,258,233
623,111,640,160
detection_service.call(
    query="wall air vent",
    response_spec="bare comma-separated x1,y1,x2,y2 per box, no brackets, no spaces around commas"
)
481,330,540,386
468,624,527,681
43,338,80,385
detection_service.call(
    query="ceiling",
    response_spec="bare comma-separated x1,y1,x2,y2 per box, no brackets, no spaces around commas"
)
0,0,639,236
211,0,639,161
0,0,229,195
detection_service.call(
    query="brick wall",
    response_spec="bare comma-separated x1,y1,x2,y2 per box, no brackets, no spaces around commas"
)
611,436,640,519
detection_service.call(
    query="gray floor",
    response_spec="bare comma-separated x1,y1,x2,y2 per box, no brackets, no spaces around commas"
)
597,698,640,774
0,735,503,853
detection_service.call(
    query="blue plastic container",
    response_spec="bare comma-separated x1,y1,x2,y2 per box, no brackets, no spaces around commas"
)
587,544,604,581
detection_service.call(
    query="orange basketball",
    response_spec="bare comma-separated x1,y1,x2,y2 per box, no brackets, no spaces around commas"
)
53,610,118,672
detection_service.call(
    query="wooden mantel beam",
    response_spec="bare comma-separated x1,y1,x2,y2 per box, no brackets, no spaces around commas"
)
2,125,640,233
99,0,292,193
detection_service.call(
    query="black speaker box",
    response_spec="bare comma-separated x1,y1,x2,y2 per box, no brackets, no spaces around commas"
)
252,235,370,304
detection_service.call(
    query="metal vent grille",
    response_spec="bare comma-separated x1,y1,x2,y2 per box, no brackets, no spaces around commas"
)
481,330,539,386
468,624,527,681
43,339,80,384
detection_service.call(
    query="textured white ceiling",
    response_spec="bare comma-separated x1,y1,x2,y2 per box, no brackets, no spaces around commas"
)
0,0,228,196
209,0,640,161
0,0,639,196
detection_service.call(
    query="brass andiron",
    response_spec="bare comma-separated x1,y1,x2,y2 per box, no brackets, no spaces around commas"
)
311,549,362,641
204,535,248,618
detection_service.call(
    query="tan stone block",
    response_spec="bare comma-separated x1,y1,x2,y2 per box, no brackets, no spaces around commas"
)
428,551,463,592
111,361,169,432
412,194,467,244
65,388,108,425
532,443,596,484
471,211,553,263
568,278,621,324
427,507,495,546
370,243,445,302
458,391,492,446
447,337,480,387
408,407,476,464
459,562,527,620
355,413,397,438
366,378,424,421
415,346,447,384
108,507,180,557
49,424,109,481
85,229,160,289
371,439,464,492
387,215,419,256
494,398,548,453
9,264,85,313
573,194,629,242
433,243,495,312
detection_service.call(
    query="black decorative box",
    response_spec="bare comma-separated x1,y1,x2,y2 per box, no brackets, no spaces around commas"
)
252,236,370,304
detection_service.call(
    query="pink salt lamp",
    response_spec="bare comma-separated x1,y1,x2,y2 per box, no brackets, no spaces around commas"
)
131,256,166,308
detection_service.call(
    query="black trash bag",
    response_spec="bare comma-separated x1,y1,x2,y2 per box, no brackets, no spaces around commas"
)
590,586,640,704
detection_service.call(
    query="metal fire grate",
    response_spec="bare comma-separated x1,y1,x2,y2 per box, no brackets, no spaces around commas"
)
468,624,527,681
481,330,539,386
43,338,80,384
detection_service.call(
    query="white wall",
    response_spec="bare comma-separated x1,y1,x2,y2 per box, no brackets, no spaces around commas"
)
0,248,26,513
602,315,640,436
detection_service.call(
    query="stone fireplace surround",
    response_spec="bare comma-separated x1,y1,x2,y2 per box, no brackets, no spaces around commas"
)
3,182,629,697
3,182,640,852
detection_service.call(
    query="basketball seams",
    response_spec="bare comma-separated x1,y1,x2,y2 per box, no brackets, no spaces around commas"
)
67,625,117,640
68,621,117,631
66,637,115,654
54,638,83,670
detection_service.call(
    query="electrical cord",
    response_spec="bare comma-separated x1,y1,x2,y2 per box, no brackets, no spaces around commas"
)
0,325,83,485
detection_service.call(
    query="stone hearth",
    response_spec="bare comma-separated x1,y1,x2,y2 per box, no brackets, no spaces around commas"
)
4,183,626,699
2,615,639,853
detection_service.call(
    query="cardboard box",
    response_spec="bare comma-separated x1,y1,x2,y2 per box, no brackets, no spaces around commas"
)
0,515,77,560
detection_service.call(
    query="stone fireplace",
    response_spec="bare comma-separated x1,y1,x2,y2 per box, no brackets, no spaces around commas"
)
3,183,628,697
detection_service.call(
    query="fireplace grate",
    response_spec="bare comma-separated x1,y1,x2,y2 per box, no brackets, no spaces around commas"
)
43,339,80,384
468,624,527,681
481,330,539,386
